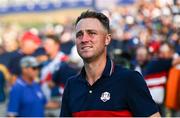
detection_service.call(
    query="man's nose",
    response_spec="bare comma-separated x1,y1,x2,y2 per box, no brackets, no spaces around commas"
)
81,33,90,42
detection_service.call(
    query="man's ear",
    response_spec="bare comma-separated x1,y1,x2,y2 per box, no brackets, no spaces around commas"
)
105,34,111,46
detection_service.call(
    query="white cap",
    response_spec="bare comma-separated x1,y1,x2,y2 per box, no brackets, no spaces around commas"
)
20,56,39,68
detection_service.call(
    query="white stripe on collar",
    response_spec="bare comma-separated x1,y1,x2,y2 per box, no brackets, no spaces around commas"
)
17,79,26,86
109,59,114,76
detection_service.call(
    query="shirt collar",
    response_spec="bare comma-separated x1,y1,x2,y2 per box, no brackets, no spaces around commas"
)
79,56,114,80
16,77,26,86
16,77,35,86
102,56,114,77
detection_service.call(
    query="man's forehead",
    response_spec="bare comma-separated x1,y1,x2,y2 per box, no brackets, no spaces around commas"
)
75,18,106,32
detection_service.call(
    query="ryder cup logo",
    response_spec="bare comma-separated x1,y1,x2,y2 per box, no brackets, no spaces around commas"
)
100,92,110,102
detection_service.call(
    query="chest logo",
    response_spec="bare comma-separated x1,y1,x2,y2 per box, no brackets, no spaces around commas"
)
100,92,110,102
36,91,43,99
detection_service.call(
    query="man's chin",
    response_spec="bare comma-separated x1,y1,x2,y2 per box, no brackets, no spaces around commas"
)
80,55,95,63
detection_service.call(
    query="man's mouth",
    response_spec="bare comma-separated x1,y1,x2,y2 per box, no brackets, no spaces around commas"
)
81,46,92,50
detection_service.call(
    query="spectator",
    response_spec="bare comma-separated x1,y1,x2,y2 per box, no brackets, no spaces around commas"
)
40,34,69,100
8,31,41,85
40,34,74,116
60,30,74,55
7,56,59,117
132,46,149,75
32,47,48,66
0,30,19,70
144,42,180,116
0,64,10,102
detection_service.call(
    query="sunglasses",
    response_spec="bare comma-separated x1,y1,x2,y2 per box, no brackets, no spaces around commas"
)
32,67,39,70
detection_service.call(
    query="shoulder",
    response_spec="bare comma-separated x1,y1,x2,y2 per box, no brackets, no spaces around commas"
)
63,72,82,88
114,65,140,77
10,84,23,96
11,50,23,58
114,65,144,83
9,51,24,65
67,73,81,83
11,79,26,91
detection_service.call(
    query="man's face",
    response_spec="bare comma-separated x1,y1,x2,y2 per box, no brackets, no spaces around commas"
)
75,18,110,62
43,38,59,56
21,40,38,55
159,44,173,59
136,47,148,66
22,66,39,81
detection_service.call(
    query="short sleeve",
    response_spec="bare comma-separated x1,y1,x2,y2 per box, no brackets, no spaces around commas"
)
7,85,22,116
127,71,159,117
60,79,72,117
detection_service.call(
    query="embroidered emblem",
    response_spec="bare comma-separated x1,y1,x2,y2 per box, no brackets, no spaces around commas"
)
100,92,110,102
36,91,43,99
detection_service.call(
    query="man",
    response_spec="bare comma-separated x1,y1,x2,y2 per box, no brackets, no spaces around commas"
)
133,46,149,75
40,34,69,101
144,42,180,116
8,31,41,85
7,56,59,117
40,34,77,116
60,11,160,117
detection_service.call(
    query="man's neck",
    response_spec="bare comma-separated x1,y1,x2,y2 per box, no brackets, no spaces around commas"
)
84,54,107,86
50,50,59,59
22,75,33,84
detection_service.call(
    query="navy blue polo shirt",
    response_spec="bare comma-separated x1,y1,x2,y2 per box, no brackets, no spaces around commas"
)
7,78,47,117
60,57,158,117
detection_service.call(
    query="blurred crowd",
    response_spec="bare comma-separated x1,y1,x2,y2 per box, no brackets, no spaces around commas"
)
0,0,179,117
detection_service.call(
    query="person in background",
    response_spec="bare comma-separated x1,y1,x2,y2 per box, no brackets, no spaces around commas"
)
68,45,84,70
144,42,180,116
60,30,75,55
165,64,180,117
110,49,132,69
0,30,19,68
40,34,69,100
0,64,10,103
31,47,48,83
8,31,42,85
7,56,59,117
32,47,48,65
40,34,70,116
0,64,10,116
132,46,149,75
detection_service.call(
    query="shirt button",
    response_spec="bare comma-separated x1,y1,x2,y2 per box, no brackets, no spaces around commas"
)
89,90,92,93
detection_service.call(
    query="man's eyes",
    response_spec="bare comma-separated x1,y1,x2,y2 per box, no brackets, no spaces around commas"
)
76,32,83,38
76,31,97,38
88,31,97,35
